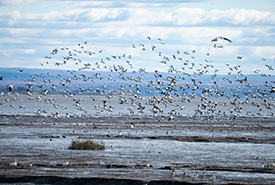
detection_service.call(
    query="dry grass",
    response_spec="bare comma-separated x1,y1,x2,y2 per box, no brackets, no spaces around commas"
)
68,138,105,150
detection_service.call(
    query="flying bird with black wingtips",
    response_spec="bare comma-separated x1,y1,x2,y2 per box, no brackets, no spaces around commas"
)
211,36,232,43
209,36,232,49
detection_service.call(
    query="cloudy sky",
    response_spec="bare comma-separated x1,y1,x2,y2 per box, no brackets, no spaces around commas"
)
0,0,274,74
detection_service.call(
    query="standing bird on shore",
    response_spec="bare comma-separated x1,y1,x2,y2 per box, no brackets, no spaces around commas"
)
9,159,17,166
62,161,69,167
49,160,57,166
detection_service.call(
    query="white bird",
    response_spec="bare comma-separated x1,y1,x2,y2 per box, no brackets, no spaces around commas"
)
49,160,56,166
171,169,176,177
99,159,105,166
42,90,48,96
208,174,216,181
211,36,232,43
9,159,17,166
209,36,232,49
26,162,33,167
118,131,122,136
62,161,69,167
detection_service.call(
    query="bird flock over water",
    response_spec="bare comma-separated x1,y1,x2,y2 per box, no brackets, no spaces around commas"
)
1,37,275,183
0,36,274,120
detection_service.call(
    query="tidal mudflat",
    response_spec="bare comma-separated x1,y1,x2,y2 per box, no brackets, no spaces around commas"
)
0,114,274,184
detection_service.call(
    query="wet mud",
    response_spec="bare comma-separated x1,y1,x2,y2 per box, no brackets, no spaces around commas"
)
0,115,274,184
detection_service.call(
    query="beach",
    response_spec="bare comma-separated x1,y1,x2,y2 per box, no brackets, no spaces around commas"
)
0,106,274,184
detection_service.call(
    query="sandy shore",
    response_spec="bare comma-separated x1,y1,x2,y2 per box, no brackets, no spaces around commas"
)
0,114,274,184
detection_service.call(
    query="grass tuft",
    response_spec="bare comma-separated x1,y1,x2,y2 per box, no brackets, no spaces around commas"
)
68,138,105,150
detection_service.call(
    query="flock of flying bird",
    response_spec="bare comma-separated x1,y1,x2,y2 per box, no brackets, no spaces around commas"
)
0,36,274,120
1,36,275,182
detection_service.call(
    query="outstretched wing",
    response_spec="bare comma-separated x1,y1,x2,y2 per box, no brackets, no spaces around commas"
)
223,37,232,43
210,37,219,42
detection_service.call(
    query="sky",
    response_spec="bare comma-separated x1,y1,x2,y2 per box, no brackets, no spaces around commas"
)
0,0,274,74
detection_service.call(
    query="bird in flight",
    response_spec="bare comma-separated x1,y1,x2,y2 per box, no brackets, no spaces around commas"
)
211,36,232,43
209,36,232,49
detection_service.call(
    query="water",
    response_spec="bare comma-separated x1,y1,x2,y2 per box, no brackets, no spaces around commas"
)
0,94,275,184
1,116,274,184
0,94,274,118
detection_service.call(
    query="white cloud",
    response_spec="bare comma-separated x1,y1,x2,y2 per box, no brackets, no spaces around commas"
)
54,0,213,8
56,1,115,8
208,8,275,25
0,49,10,56
0,8,128,23
247,46,275,58
0,0,39,6
0,48,36,56
173,8,207,25
0,1,274,74
2,7,274,26
2,28,42,36
0,37,26,44
23,49,36,54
